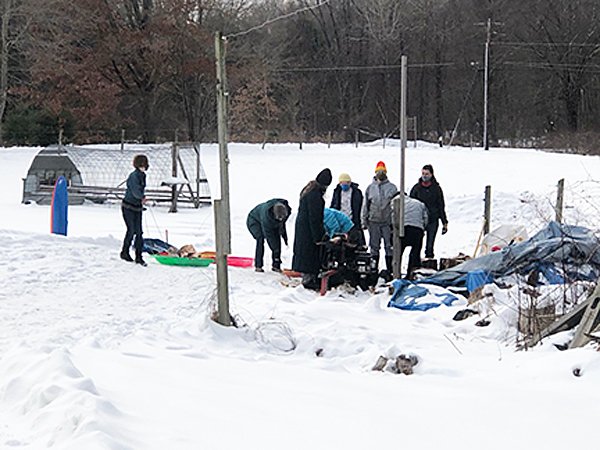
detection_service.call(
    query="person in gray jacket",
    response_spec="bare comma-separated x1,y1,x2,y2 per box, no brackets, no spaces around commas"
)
395,193,429,279
362,161,398,274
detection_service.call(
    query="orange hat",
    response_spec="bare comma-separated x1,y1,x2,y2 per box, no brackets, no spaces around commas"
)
375,161,387,173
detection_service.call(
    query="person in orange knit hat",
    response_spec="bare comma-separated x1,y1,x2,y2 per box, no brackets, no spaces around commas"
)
362,161,398,280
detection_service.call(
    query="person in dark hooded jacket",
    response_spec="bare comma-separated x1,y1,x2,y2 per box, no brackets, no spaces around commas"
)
292,168,332,290
330,172,365,245
121,154,149,266
247,198,292,272
410,164,448,259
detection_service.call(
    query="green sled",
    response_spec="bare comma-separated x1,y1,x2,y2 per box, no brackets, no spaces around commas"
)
153,255,213,267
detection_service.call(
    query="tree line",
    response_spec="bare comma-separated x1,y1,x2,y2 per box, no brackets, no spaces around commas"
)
1,0,600,151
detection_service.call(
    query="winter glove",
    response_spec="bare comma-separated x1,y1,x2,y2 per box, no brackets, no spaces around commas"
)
442,223,448,235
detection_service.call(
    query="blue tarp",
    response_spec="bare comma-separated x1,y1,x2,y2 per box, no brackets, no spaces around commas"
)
388,279,460,311
143,238,176,255
466,269,493,292
420,221,600,290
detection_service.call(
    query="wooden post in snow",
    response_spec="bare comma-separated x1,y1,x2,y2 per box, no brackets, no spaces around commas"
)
484,185,492,235
555,178,565,223
393,55,408,280
169,129,179,213
214,31,231,326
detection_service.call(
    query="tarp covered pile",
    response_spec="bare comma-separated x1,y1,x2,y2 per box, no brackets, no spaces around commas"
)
389,222,600,312
423,221,600,290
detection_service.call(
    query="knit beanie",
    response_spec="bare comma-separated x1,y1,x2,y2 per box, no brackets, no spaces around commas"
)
338,173,351,183
375,161,387,173
316,168,332,187
422,164,434,175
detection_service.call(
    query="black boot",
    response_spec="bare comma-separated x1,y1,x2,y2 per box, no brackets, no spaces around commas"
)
272,257,282,273
385,256,393,273
120,251,133,262
135,253,147,266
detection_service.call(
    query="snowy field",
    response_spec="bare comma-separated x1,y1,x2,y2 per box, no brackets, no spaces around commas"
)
1,141,600,449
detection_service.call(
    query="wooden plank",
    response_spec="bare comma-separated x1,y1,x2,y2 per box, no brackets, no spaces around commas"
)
570,282,600,348
526,296,591,348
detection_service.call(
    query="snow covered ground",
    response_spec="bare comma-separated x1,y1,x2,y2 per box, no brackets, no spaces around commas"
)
1,141,600,449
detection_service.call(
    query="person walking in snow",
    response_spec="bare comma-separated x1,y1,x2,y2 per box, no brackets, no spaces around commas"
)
409,164,448,259
246,199,292,273
330,172,365,245
292,168,333,290
362,161,398,276
393,193,429,279
121,154,149,266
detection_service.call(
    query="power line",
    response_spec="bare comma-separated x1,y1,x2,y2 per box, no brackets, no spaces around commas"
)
501,61,600,74
226,0,331,39
503,61,600,69
273,62,455,73
493,41,600,48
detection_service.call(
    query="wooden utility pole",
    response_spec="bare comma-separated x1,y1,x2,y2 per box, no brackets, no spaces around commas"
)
555,178,565,223
413,117,418,148
393,55,408,279
483,17,491,151
484,185,492,235
214,31,231,327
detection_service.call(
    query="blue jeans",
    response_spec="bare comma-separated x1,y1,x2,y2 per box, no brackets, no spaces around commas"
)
122,207,143,260
368,222,393,262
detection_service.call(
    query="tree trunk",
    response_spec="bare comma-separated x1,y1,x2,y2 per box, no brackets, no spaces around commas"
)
562,75,580,132
434,49,444,137
0,0,12,143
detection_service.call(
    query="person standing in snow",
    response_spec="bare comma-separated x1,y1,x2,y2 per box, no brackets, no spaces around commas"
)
362,161,398,276
393,193,429,279
330,172,365,245
121,154,149,266
410,164,448,259
292,168,333,290
246,199,292,273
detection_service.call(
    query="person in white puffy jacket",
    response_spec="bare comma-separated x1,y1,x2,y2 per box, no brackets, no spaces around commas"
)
394,193,428,279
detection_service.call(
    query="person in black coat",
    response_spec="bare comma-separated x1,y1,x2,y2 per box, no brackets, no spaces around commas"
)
409,164,448,259
292,168,333,290
246,198,292,273
121,154,149,266
330,172,365,245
